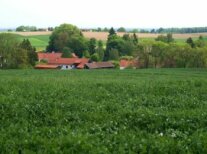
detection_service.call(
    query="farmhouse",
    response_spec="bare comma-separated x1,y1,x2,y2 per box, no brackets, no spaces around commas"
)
119,59,139,69
35,52,89,69
85,62,114,69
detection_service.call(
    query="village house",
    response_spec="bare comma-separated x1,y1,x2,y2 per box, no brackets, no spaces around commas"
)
85,62,114,69
119,59,139,69
35,52,89,70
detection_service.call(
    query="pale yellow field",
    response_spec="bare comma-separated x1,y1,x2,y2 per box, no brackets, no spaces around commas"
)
12,31,207,41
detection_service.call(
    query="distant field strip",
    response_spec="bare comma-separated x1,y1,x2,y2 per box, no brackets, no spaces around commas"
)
12,31,207,41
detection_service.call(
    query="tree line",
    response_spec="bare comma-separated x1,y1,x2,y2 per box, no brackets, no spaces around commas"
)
0,34,37,69
1,23,207,69
47,24,207,68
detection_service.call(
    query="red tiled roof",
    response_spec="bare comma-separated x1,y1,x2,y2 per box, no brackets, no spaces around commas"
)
85,62,114,69
49,58,79,65
49,58,89,66
38,52,62,61
120,60,133,68
35,64,59,69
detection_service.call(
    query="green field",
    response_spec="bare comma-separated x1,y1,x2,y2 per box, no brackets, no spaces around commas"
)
1,69,207,153
22,35,50,51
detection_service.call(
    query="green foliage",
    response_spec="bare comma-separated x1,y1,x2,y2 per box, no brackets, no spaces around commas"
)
88,38,97,55
155,33,174,43
19,39,38,66
186,37,195,48
61,47,72,58
1,69,207,153
120,56,134,60
47,23,88,57
195,36,206,48
155,26,207,33
109,49,119,60
108,27,116,36
83,50,90,58
134,40,207,68
16,25,37,32
0,33,30,68
90,53,99,62
117,27,126,32
105,32,137,60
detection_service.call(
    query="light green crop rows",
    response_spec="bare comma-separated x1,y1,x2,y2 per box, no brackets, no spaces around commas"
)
0,69,207,153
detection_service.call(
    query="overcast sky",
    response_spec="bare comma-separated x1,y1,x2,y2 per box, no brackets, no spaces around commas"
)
0,0,207,29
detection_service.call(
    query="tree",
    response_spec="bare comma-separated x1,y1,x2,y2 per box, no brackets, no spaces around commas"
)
166,33,174,43
117,27,126,32
195,36,206,48
97,27,102,32
61,47,72,58
90,53,99,62
155,33,174,43
109,27,116,36
19,39,38,66
135,41,153,68
47,23,88,57
109,49,119,60
186,37,195,48
16,26,37,32
83,50,90,58
151,41,168,68
98,40,103,49
105,35,123,60
132,29,139,33
88,38,97,55
132,33,138,45
150,29,156,33
155,35,167,42
103,27,109,32
122,34,130,41
96,40,105,61
0,33,29,68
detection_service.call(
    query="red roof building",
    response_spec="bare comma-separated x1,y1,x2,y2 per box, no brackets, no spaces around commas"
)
38,52,62,62
36,52,89,69
35,64,59,69
85,62,114,69
119,59,139,69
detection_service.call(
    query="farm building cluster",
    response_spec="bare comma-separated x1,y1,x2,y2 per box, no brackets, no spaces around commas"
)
35,52,137,70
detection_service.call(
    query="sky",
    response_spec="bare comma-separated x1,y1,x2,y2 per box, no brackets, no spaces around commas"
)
0,0,207,29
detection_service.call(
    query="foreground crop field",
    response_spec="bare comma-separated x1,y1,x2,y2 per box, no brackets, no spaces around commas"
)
1,69,207,153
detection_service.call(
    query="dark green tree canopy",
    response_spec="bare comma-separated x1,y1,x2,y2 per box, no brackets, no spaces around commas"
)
108,27,116,36
88,38,97,55
19,39,38,66
0,34,30,68
47,23,88,57
117,27,126,32
186,37,195,48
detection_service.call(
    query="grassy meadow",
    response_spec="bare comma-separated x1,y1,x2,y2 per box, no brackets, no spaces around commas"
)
1,69,207,153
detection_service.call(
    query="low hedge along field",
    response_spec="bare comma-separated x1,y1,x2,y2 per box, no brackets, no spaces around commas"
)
0,69,207,153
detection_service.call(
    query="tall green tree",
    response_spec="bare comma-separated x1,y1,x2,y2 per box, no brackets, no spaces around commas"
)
88,38,97,55
19,39,38,66
117,27,126,32
0,33,29,68
61,47,72,58
132,33,138,45
108,27,116,36
47,23,88,57
186,37,195,48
